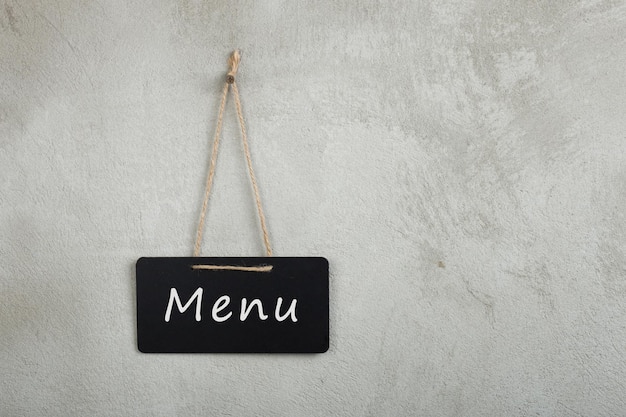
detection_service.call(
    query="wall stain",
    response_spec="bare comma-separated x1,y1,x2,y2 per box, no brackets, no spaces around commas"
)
3,2,20,35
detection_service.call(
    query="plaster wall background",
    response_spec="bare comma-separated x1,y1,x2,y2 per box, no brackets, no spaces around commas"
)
1,1,626,415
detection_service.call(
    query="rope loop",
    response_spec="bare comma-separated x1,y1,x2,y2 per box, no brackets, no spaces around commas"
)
193,50,272,258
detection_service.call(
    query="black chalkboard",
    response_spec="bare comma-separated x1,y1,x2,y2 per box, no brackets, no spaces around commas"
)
136,257,329,353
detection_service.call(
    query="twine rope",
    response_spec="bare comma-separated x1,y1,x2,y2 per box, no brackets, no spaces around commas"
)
192,50,272,272
191,264,273,272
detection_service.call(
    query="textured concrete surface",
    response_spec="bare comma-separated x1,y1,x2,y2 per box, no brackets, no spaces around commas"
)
1,1,626,415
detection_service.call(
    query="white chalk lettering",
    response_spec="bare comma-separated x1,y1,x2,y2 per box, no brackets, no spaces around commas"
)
240,298,269,321
275,297,298,322
165,287,203,322
212,295,232,322
164,288,298,323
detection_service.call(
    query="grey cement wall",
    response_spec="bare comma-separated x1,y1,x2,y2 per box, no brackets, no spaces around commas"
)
1,1,626,416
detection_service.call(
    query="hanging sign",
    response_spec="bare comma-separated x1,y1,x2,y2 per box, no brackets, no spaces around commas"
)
136,51,329,354
136,257,329,353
